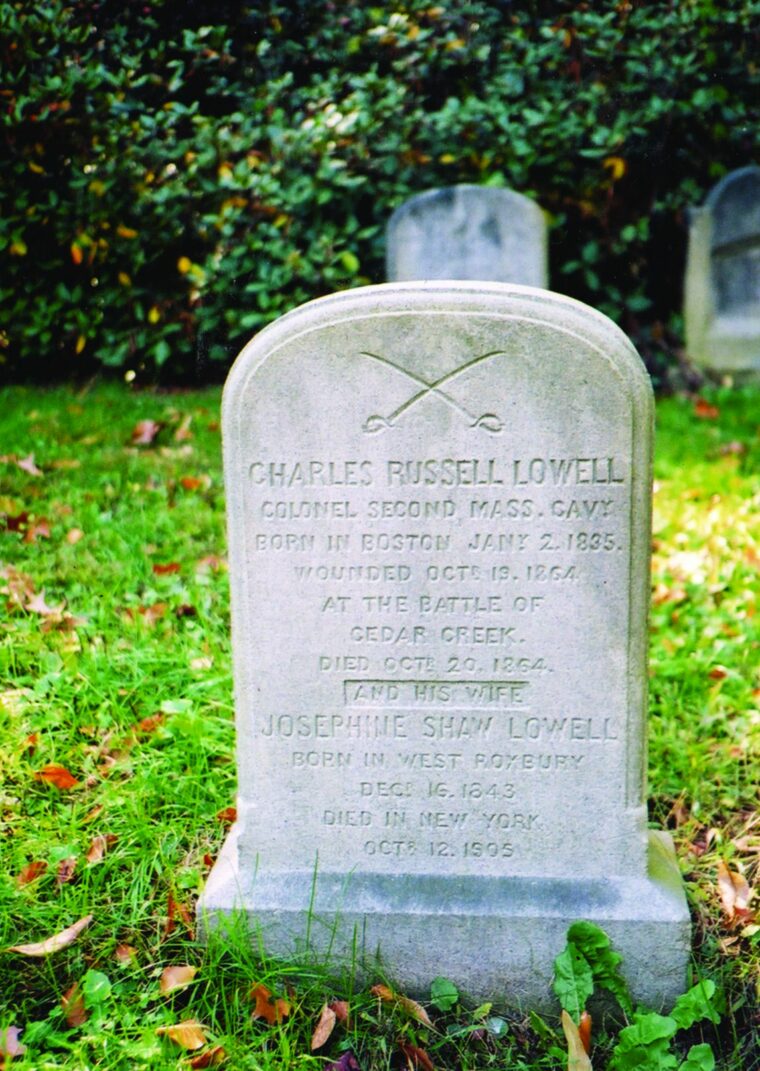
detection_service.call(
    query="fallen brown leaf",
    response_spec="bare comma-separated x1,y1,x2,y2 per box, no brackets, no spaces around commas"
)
9,914,93,956
195,555,226,573
34,764,79,790
134,713,165,734
166,892,195,939
16,860,47,886
215,807,237,827
160,965,198,995
23,518,50,544
371,984,433,1028
399,1042,435,1071
311,1003,337,1050
66,528,84,544
0,1026,26,1060
131,420,163,446
86,834,118,864
137,602,168,625
330,999,349,1022
0,565,36,608
188,1045,227,1068
693,397,719,419
61,982,87,1027
153,562,181,575
708,665,729,680
717,860,754,925
2,511,29,533
157,1020,207,1051
561,1009,593,1071
115,943,138,964
56,857,77,885
26,591,64,617
250,983,291,1024
17,454,43,476
180,476,203,491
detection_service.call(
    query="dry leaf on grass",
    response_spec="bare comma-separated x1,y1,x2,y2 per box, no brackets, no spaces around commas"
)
0,1026,26,1060
561,1010,593,1071
717,860,754,924
157,1020,207,1051
9,914,93,956
33,764,79,790
398,1042,435,1071
371,984,433,1028
330,1000,349,1022
693,397,719,419
86,834,118,864
160,965,198,995
61,982,87,1027
17,454,43,476
165,892,195,939
16,861,47,886
115,944,138,964
311,1003,337,1050
56,857,77,885
26,592,64,618
130,420,163,446
187,1046,227,1068
250,983,291,1024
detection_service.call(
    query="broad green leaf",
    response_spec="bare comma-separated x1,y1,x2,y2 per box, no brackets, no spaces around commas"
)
429,976,458,1012
552,942,594,1022
82,969,112,1006
618,1013,678,1047
670,980,720,1030
679,1044,716,1071
610,1012,680,1069
567,921,633,1015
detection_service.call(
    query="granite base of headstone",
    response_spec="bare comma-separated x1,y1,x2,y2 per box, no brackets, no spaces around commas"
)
386,185,548,287
198,282,690,1010
684,165,760,381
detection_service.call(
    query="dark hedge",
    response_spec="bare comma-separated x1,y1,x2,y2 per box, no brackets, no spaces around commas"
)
1,0,758,383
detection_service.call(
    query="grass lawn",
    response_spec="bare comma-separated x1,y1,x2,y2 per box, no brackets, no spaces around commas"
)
0,382,758,1070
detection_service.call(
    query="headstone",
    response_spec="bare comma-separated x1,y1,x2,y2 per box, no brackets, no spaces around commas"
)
199,282,690,1009
386,185,548,287
684,165,760,380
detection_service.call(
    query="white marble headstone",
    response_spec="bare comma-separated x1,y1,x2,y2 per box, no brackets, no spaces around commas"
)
685,166,760,381
199,282,689,1008
386,186,547,287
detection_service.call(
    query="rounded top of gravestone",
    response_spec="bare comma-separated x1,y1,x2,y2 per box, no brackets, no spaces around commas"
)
704,166,760,248
224,282,652,422
385,187,548,286
389,184,544,221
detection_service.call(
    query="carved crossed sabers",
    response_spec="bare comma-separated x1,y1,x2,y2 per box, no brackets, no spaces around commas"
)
359,350,506,434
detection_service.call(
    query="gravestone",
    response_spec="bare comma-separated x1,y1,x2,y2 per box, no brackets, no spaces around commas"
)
198,282,690,1009
386,185,548,287
684,165,760,380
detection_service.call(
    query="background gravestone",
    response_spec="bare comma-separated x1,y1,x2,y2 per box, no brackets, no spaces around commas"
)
684,165,760,381
199,282,690,1009
386,185,548,287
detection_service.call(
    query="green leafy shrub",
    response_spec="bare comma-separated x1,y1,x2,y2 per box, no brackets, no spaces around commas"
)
1,0,757,381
